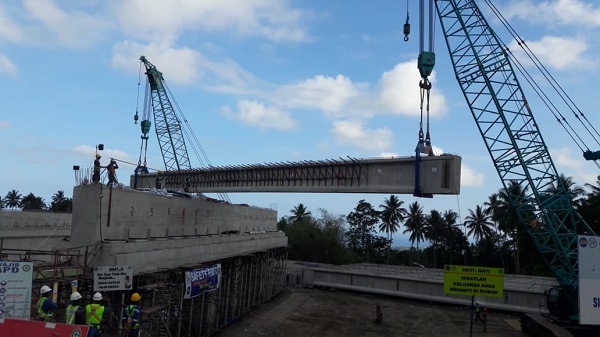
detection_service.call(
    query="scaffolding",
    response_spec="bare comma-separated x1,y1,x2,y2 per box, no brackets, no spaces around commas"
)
135,247,287,337
1,245,286,337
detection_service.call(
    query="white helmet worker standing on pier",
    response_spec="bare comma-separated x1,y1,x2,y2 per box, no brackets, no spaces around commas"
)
37,285,58,322
86,292,105,337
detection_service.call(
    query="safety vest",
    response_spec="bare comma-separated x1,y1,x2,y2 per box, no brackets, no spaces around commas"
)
86,303,105,328
126,304,141,329
66,304,80,324
37,297,53,321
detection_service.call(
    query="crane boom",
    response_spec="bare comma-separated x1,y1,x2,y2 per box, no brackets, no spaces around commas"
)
140,56,191,172
434,0,595,320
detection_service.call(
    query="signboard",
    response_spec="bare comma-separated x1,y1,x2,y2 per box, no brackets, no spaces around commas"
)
93,266,133,291
184,264,221,299
443,265,504,297
0,261,33,319
578,235,600,325
0,318,90,337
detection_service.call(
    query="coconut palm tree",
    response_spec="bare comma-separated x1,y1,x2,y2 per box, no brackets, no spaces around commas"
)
584,175,600,197
496,180,530,273
425,209,446,268
379,195,407,264
4,190,22,210
403,201,426,263
19,193,46,210
464,205,495,245
554,174,585,208
289,203,312,224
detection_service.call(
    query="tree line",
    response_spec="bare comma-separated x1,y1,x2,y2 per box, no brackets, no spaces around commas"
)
0,190,73,212
278,174,600,276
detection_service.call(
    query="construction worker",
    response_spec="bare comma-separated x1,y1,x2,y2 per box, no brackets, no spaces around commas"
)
475,301,481,322
37,285,58,322
123,292,142,337
107,159,119,185
86,292,105,337
93,154,102,183
65,292,86,325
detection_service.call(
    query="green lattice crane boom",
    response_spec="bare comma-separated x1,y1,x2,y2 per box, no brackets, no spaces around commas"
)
138,55,191,172
430,0,595,321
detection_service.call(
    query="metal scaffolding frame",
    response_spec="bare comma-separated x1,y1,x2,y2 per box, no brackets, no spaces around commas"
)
134,247,287,337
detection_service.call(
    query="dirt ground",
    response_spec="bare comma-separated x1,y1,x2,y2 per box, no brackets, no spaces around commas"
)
217,287,528,337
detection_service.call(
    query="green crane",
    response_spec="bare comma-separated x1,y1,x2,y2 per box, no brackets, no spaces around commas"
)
414,0,598,321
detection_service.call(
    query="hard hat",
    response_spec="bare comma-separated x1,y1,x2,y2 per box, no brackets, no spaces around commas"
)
40,285,52,294
93,292,102,301
131,293,141,302
96,154,101,158
70,292,82,301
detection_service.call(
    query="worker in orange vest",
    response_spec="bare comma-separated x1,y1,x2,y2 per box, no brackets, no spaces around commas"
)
86,292,105,337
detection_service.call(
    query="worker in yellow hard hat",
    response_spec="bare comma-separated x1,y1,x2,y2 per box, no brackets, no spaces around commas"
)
123,292,142,337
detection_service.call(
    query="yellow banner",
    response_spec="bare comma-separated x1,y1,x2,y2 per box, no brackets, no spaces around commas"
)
443,265,504,297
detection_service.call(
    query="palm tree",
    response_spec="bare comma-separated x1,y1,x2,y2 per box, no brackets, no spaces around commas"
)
464,205,495,245
289,203,312,224
496,180,529,273
584,175,600,197
425,209,446,268
554,174,585,208
51,190,66,204
4,190,22,210
379,195,407,264
442,210,461,263
403,201,426,263
20,193,46,210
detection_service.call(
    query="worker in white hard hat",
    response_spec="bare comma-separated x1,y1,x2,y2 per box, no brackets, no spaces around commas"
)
86,292,105,337
65,291,86,325
36,285,58,322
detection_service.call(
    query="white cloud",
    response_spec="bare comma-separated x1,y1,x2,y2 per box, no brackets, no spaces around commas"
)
551,147,584,170
222,100,297,131
549,146,598,185
22,0,111,49
331,120,393,151
112,42,203,85
72,144,132,163
378,152,400,158
502,0,600,27
377,60,448,118
508,35,591,70
461,164,485,188
0,55,17,76
112,41,261,93
114,0,312,45
0,4,26,43
274,75,366,117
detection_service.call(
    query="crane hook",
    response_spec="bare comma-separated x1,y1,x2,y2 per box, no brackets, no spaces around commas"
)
404,13,411,41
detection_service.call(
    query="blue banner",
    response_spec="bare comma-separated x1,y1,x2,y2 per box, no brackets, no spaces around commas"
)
184,264,221,299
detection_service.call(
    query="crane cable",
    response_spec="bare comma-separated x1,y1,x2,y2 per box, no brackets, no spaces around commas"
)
135,61,150,168
163,82,231,203
483,0,600,159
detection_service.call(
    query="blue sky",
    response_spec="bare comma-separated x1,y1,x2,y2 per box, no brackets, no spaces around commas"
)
1,0,599,246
